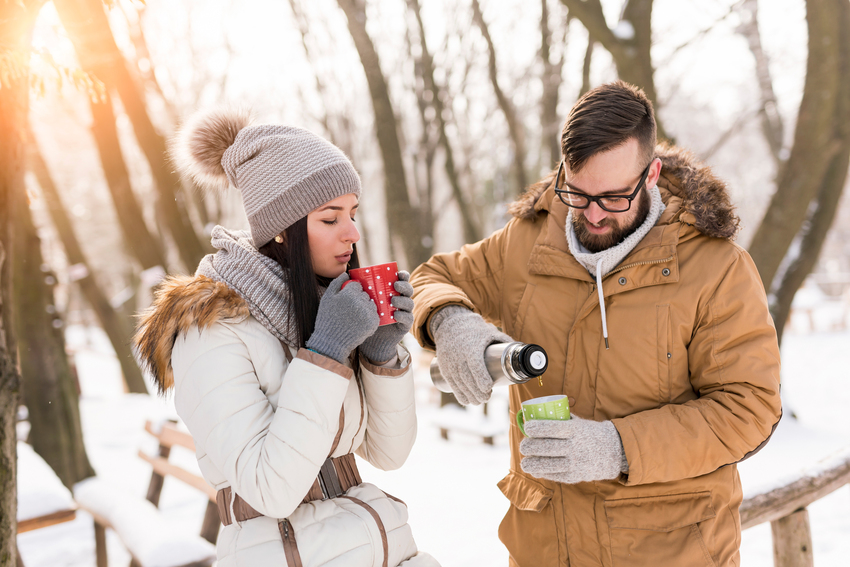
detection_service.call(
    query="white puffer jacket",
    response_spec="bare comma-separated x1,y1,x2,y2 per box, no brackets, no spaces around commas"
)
135,275,440,567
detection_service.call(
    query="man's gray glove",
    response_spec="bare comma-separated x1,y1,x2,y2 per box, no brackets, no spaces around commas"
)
359,271,415,363
429,305,512,406
306,273,380,364
519,415,629,484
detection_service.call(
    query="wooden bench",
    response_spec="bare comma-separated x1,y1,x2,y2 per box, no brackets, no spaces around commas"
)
74,420,218,567
432,403,507,445
739,416,850,566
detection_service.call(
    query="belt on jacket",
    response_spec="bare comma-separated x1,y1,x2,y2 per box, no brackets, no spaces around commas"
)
216,453,362,526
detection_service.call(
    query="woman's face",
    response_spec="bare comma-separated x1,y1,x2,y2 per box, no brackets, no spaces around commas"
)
306,193,360,278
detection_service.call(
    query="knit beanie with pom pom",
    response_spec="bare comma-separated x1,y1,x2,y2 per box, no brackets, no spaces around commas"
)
173,108,361,247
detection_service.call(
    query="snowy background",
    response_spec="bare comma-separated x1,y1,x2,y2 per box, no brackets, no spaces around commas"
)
15,290,850,567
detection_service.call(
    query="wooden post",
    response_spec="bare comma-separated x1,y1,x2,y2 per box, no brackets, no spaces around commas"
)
94,521,108,567
200,500,221,545
771,508,814,567
144,443,171,507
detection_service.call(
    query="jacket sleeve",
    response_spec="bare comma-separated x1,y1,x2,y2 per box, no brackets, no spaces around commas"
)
612,248,782,486
354,345,418,470
171,323,351,518
410,225,510,348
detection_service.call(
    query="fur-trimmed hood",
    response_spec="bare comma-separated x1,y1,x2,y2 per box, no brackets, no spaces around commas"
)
508,142,740,240
134,275,249,395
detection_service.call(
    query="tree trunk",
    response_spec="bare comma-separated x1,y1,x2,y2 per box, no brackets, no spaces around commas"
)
540,0,566,168
738,0,785,168
54,0,209,272
13,163,97,489
472,0,529,194
88,92,168,270
336,0,429,268
0,1,45,562
408,0,481,243
581,32,594,97
768,0,850,345
559,0,668,140
28,140,149,394
746,0,846,297
405,10,437,251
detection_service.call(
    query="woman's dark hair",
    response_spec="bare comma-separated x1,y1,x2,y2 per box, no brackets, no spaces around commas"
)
258,216,360,347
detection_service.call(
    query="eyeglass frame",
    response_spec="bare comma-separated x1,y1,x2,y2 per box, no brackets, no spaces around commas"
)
553,159,653,213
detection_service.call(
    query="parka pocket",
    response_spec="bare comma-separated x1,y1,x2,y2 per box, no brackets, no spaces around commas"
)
497,472,561,566
605,492,718,567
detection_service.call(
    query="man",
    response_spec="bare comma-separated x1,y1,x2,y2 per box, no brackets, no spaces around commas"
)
410,81,781,566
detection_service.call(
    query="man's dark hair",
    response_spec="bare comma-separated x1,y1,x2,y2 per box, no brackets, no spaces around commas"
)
258,216,360,347
561,81,656,174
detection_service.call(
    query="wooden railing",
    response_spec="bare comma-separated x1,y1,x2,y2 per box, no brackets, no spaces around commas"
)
740,448,850,567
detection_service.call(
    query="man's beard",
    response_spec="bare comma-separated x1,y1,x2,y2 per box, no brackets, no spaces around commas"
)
572,187,651,253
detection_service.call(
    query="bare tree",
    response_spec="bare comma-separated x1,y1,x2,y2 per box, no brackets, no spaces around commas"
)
748,0,850,343
28,140,148,394
54,0,209,272
88,92,168,270
559,0,668,140
404,14,438,251
472,0,529,194
13,158,96,489
580,31,594,97
0,1,45,560
408,0,481,243
737,0,785,168
336,0,430,268
540,0,567,168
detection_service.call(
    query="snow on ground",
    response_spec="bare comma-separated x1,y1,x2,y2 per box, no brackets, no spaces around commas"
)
15,303,850,566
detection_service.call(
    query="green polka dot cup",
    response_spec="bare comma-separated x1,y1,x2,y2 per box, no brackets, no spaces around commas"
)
516,395,570,437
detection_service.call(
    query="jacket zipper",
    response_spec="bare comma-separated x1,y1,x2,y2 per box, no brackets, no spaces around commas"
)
280,519,303,567
608,255,674,276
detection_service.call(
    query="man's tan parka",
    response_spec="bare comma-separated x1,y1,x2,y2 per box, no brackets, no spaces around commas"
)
411,144,782,567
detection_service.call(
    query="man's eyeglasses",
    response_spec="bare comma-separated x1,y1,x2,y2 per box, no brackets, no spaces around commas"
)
554,160,652,213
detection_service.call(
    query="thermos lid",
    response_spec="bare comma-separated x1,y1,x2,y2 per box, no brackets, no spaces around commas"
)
518,344,548,376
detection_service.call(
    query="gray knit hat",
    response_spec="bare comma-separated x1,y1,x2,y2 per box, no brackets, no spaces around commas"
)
174,108,361,247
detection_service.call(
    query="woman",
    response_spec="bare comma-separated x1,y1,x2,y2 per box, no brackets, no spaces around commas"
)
134,108,439,566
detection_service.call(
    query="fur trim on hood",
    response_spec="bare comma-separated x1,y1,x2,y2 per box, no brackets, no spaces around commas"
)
509,142,740,240
134,275,249,395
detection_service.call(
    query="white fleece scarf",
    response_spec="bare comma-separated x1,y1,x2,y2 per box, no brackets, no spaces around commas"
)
565,185,666,348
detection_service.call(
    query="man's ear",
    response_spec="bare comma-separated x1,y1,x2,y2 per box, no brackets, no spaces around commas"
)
647,157,663,188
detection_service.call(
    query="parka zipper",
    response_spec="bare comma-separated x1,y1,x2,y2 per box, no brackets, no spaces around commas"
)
608,255,674,277
279,519,304,567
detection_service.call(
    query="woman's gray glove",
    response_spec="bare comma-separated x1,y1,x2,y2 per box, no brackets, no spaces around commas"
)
359,271,415,363
429,305,512,406
306,273,380,364
519,416,628,484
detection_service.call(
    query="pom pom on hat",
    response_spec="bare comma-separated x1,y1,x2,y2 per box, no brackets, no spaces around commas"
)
173,107,253,188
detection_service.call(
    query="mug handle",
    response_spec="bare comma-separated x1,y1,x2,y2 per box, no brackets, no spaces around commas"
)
516,411,527,437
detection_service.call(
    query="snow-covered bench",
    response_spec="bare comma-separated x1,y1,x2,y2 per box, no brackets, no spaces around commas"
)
73,420,217,567
738,415,850,567
16,441,78,567
432,403,508,445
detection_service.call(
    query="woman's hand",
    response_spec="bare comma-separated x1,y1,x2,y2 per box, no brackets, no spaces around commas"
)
306,273,380,363
359,271,415,363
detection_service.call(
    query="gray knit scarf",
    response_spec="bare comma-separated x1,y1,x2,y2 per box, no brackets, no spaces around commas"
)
196,225,299,345
565,184,665,278
565,185,665,349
